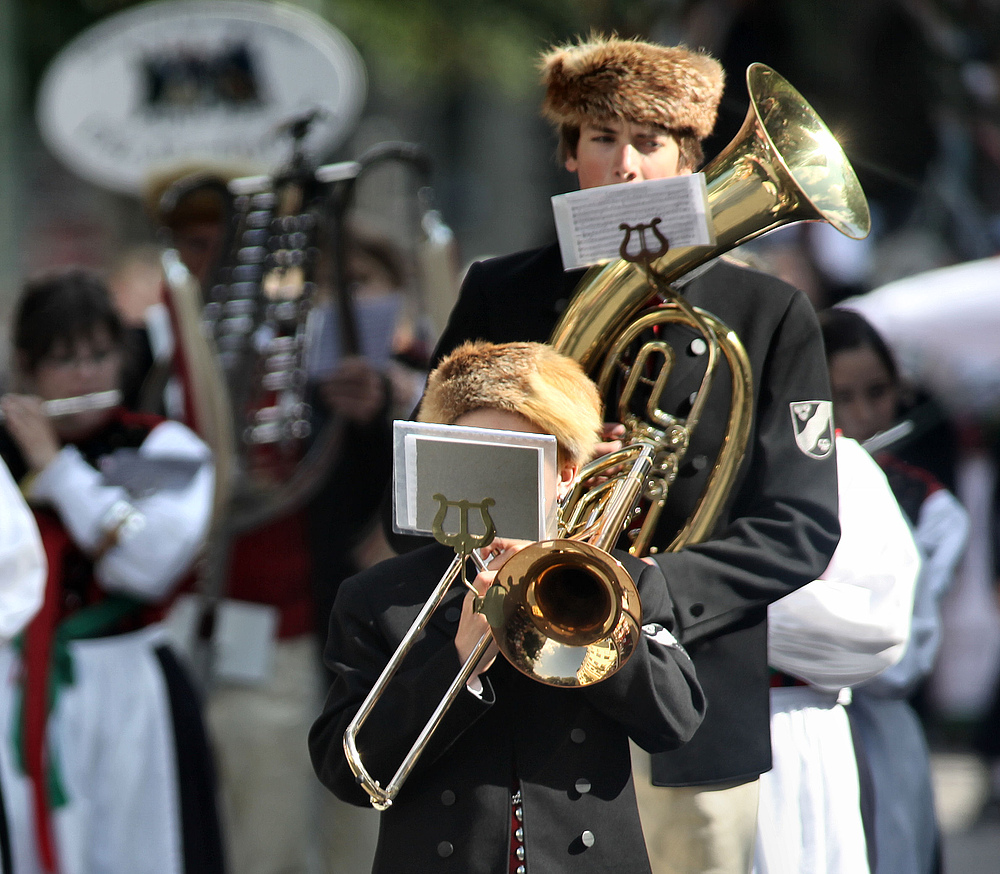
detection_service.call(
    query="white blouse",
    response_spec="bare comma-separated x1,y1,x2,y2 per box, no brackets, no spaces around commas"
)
767,435,921,691
29,419,214,603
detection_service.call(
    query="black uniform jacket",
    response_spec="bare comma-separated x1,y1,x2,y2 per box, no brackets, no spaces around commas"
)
309,543,705,874
431,243,841,785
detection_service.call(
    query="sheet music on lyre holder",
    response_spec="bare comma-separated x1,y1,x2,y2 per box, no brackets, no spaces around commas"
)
391,420,559,541
552,174,715,270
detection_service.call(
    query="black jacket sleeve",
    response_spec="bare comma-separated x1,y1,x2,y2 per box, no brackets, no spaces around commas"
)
430,261,491,366
581,553,706,752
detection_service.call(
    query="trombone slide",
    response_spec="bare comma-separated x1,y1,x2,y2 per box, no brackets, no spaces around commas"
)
343,550,490,810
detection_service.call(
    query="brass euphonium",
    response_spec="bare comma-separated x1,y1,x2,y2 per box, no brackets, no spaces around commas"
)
343,63,870,810
550,62,870,554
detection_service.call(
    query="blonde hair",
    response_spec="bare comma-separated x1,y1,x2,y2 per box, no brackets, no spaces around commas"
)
419,341,603,466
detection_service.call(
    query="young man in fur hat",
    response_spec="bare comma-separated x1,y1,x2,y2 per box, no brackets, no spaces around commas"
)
309,340,705,874
430,35,841,874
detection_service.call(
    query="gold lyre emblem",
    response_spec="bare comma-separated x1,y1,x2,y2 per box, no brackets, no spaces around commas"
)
431,494,499,616
431,494,496,556
619,217,670,268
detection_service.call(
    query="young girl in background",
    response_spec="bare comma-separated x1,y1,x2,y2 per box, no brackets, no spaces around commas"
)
0,268,222,874
820,307,970,874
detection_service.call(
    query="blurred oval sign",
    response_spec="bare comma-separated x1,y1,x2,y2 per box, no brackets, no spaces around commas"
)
37,0,367,195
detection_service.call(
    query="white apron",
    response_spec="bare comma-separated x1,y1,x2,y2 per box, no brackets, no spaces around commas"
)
1,625,183,874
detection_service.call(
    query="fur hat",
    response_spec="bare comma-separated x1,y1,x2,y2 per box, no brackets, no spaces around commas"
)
539,34,724,139
419,341,603,465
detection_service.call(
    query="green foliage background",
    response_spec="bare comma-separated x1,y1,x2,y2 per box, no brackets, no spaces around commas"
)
12,0,675,105
315,0,667,97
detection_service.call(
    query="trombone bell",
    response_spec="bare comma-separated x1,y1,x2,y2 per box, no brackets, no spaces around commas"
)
490,540,642,687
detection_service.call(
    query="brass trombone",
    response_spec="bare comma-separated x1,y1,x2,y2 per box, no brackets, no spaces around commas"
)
343,442,651,810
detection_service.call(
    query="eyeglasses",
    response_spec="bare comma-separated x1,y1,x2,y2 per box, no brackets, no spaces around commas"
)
40,347,118,372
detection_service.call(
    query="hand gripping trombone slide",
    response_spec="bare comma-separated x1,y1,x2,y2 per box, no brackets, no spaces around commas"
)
343,454,650,810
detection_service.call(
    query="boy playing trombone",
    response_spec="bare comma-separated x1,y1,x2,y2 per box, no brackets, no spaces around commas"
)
309,340,704,873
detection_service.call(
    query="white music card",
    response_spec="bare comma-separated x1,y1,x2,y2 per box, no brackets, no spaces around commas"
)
391,420,558,542
552,173,715,270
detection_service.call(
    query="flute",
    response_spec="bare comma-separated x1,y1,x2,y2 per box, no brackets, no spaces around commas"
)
0,389,123,421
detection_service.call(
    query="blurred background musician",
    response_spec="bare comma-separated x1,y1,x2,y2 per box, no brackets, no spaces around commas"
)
0,268,220,874
140,166,398,874
820,307,970,874
0,455,45,647
1,454,45,874
10,7,455,871
753,432,921,874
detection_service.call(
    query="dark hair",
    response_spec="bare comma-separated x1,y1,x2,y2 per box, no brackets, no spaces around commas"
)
148,171,230,231
558,122,704,171
347,227,408,290
13,268,124,373
818,308,899,384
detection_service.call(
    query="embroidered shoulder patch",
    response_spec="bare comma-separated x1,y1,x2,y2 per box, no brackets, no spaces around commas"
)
789,401,835,459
